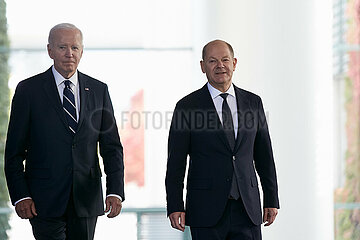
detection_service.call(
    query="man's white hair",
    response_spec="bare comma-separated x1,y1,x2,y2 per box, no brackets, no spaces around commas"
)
48,23,83,45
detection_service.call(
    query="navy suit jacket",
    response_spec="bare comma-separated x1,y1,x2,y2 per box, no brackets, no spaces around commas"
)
165,84,279,227
5,68,124,218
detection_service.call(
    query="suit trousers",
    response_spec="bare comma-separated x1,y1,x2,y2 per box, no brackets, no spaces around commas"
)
29,192,98,240
190,199,261,240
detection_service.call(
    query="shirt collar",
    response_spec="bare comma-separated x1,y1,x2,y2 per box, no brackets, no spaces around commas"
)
52,65,78,87
207,82,235,99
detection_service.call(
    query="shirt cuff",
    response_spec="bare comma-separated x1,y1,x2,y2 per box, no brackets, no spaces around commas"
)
14,197,32,206
106,194,122,202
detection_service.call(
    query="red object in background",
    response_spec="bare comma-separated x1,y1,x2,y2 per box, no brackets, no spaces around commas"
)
121,89,145,187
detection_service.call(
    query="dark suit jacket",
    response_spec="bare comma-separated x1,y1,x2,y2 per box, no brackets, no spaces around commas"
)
165,84,279,227
5,67,124,218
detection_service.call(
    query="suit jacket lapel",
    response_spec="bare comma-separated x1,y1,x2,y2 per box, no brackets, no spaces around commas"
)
198,84,233,152
233,85,249,153
77,71,89,132
42,68,70,133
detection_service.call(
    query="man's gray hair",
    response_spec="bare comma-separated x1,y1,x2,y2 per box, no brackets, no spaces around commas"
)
202,39,234,60
48,23,83,45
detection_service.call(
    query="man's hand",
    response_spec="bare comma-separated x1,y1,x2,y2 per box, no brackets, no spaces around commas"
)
263,208,278,226
169,212,185,232
105,196,122,218
15,199,37,219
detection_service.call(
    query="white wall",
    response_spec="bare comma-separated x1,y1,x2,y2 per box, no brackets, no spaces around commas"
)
191,0,334,239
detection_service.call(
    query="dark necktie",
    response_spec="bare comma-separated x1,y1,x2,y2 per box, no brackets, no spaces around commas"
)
220,93,240,200
220,93,235,150
63,80,77,134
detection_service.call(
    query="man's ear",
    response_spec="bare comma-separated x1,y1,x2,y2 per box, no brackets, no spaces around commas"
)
47,44,53,59
233,57,237,71
200,60,205,73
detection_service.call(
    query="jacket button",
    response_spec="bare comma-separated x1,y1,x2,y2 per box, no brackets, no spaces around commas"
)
226,178,230,182
72,144,76,149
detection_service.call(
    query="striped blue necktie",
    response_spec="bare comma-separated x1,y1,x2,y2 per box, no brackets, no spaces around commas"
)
63,80,77,134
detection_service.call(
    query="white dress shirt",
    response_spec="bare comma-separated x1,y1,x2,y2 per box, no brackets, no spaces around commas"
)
207,82,238,139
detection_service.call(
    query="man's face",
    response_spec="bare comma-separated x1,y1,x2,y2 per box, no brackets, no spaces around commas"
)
47,28,83,79
200,41,237,91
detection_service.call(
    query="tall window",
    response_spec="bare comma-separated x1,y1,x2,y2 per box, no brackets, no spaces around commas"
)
333,0,360,239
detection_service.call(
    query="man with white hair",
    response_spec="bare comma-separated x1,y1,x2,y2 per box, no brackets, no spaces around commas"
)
5,23,124,240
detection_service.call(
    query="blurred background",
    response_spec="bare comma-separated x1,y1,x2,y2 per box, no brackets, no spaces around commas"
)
0,0,359,239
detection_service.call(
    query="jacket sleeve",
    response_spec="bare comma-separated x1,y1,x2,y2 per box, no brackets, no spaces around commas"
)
253,97,280,209
165,101,191,216
4,82,31,205
98,85,125,201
